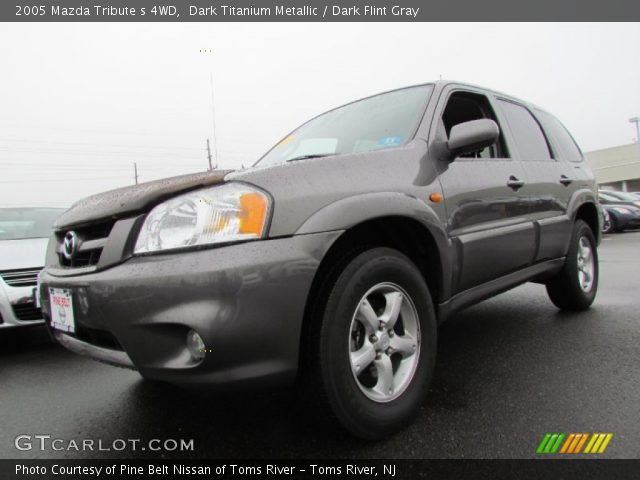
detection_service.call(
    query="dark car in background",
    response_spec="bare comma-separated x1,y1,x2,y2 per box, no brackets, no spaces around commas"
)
39,81,600,438
598,191,640,233
599,190,640,208
600,204,640,233
0,207,65,329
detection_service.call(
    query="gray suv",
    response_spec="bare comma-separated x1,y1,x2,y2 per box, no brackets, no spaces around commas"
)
39,81,601,439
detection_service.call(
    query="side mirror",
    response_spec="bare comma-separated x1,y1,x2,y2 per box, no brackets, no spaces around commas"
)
447,119,499,159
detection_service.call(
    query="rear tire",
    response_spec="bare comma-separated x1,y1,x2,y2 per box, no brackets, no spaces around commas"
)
546,220,598,311
305,247,437,440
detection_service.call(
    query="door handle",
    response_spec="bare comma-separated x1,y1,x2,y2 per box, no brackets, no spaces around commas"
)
559,175,573,186
507,175,525,191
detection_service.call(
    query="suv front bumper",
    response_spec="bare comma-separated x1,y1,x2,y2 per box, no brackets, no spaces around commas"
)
39,231,340,389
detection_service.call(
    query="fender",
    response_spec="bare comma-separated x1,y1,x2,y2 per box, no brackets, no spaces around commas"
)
534,187,600,262
295,191,454,302
566,187,602,244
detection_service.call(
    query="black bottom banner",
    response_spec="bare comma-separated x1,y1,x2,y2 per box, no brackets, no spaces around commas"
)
3,459,639,480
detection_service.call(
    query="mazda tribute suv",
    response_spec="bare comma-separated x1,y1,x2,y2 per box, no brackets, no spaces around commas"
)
39,81,601,439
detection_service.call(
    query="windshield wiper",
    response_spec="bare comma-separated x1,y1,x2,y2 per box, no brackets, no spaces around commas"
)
285,153,335,163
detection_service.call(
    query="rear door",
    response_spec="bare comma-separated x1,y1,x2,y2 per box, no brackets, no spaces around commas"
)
432,87,535,294
495,100,574,261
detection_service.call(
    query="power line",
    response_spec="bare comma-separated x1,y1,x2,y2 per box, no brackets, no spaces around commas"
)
0,161,205,169
0,137,205,151
0,147,203,159
0,177,133,184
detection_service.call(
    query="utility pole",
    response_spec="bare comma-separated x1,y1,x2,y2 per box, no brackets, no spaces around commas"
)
133,162,138,185
630,117,640,143
206,138,213,171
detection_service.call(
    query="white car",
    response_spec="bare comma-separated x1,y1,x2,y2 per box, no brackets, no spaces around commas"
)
0,207,65,328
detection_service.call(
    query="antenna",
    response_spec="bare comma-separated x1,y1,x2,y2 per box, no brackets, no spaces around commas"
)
133,162,138,184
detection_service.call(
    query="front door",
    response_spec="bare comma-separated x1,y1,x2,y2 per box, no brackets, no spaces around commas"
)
432,88,536,294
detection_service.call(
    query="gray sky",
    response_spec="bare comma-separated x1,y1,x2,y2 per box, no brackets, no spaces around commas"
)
1,22,639,207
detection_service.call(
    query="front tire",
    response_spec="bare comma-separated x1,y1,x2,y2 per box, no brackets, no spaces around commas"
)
546,220,598,311
306,247,437,439
602,214,616,234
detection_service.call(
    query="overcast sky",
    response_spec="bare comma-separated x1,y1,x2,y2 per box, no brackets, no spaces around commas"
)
1,22,639,207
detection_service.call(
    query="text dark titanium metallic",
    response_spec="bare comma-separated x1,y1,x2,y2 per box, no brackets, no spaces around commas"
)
39,81,602,439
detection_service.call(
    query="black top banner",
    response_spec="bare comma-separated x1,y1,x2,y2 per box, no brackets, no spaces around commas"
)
2,0,640,21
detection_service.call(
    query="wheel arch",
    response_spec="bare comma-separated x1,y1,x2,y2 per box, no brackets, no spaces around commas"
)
574,201,601,243
566,188,601,244
298,212,449,374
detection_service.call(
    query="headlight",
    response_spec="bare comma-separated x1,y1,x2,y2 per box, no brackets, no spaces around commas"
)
134,183,270,254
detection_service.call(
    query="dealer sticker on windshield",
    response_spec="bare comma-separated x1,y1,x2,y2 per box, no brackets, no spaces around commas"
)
49,288,75,333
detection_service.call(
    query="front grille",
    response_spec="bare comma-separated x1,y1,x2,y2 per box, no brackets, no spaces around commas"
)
74,325,124,351
12,302,42,321
57,220,115,268
0,267,41,287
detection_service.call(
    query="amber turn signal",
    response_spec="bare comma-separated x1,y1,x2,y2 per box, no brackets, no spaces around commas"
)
429,193,443,203
239,192,268,235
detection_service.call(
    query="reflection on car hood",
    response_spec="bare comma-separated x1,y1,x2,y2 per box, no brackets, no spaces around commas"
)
54,170,233,229
603,202,640,211
0,238,49,270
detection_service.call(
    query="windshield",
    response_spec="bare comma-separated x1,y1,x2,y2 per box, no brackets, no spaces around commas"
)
256,85,433,166
0,208,65,240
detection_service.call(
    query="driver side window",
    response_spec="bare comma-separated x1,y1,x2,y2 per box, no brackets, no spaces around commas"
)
441,92,509,159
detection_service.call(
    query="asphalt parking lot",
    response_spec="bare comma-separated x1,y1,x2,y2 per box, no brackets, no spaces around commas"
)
2,231,639,459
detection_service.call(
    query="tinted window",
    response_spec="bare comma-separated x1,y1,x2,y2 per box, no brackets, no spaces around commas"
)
534,109,584,162
497,100,552,161
441,92,508,158
256,85,432,166
0,208,65,240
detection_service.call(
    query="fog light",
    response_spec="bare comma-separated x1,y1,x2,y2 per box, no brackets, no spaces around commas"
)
186,329,206,361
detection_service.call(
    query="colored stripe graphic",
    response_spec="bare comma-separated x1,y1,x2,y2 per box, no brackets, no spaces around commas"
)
537,433,565,454
567,433,583,453
585,433,613,454
550,434,565,453
598,434,613,453
584,433,599,453
536,434,552,454
539,433,613,454
560,433,575,453
574,433,589,453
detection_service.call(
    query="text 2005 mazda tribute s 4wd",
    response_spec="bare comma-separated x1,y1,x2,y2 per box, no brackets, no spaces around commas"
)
40,81,601,439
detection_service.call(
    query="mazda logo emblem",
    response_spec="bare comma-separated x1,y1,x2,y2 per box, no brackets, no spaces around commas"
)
63,231,78,260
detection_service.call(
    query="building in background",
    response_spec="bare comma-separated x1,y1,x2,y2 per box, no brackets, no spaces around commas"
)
585,143,640,192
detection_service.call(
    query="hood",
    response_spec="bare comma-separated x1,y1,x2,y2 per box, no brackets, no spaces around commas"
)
54,170,233,229
603,202,640,210
0,238,49,270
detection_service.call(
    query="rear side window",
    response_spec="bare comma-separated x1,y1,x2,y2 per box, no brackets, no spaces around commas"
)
534,109,584,163
497,100,552,161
